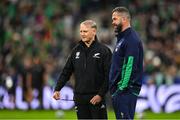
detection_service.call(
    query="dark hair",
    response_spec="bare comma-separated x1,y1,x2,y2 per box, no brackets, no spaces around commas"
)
112,7,131,20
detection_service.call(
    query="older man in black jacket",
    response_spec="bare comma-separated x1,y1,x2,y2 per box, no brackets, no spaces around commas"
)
53,20,112,119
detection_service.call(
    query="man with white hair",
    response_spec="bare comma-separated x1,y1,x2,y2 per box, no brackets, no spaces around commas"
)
53,20,112,119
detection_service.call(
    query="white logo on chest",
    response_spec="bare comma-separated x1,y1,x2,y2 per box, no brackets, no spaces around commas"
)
75,52,80,59
115,38,124,52
93,53,100,58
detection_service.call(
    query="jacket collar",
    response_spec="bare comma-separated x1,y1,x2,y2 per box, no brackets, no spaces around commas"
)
79,36,98,49
116,27,132,42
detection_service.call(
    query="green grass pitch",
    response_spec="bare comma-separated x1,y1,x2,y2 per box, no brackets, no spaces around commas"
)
0,109,180,119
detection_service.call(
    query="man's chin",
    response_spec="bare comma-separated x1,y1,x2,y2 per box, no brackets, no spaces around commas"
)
114,32,119,36
114,29,119,35
82,40,87,42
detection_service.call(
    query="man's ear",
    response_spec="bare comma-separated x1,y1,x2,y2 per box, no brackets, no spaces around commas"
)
122,17,126,23
93,28,96,32
92,28,97,35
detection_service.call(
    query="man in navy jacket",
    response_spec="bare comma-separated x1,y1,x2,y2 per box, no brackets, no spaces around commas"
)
109,7,144,119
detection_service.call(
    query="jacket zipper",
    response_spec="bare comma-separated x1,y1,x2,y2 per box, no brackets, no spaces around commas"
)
84,51,87,69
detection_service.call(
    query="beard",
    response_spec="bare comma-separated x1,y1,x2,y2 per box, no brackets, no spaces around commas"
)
114,23,122,36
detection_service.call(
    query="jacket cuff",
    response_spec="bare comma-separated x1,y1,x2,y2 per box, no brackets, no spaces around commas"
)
97,92,105,98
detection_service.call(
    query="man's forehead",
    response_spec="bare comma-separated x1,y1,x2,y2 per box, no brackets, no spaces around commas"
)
112,12,122,17
112,12,126,20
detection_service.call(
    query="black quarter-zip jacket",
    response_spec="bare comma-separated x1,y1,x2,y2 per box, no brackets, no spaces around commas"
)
54,38,112,97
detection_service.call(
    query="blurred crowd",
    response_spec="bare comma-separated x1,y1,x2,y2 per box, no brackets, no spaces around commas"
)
0,0,180,105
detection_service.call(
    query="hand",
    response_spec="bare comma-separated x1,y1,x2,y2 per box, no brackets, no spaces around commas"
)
26,88,33,102
53,91,60,100
90,95,102,105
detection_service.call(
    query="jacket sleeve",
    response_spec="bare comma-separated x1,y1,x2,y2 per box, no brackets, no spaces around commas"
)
98,48,112,97
117,40,139,91
54,53,74,91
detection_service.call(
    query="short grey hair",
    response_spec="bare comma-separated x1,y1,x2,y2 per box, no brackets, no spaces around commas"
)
81,20,97,29
112,7,131,20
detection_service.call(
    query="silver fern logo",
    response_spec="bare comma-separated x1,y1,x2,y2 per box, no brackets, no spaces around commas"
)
93,53,100,58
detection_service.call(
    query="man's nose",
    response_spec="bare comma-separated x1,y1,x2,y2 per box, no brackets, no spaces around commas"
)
112,21,115,26
81,32,85,36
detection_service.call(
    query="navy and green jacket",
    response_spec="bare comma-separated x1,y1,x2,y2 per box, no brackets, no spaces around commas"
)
109,27,143,96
